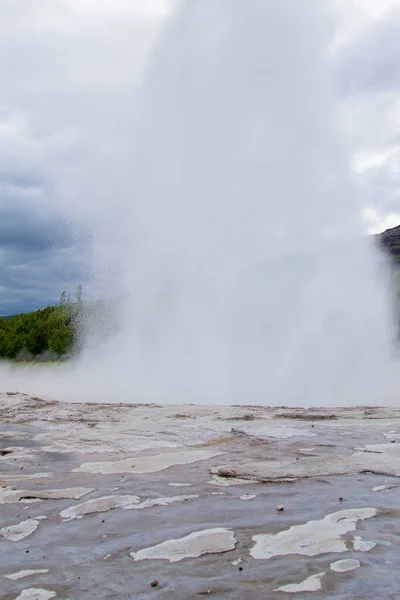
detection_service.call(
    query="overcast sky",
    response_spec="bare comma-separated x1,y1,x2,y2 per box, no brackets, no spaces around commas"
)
0,0,400,315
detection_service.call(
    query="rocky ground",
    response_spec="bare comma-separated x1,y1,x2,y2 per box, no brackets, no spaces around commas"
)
1,393,400,599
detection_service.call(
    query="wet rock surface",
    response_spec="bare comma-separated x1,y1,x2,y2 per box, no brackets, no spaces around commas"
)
1,393,400,598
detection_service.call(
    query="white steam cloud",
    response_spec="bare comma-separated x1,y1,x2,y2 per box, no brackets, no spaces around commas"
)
1,0,398,406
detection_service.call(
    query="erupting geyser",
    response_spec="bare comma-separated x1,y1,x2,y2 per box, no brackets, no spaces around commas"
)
2,0,397,405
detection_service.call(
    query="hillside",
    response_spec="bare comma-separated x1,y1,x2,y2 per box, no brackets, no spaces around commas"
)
378,224,400,265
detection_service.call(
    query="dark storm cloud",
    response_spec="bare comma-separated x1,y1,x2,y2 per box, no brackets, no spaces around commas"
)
0,171,87,315
0,204,70,252
0,163,87,316
0,252,72,315
0,238,88,315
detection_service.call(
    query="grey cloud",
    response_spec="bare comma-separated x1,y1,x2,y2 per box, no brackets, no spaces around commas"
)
0,246,84,315
356,165,400,216
332,7,400,223
0,232,87,315
0,161,74,252
0,163,89,314
337,7,400,94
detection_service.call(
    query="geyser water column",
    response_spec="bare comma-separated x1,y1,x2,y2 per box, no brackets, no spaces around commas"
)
3,0,394,406
101,0,395,405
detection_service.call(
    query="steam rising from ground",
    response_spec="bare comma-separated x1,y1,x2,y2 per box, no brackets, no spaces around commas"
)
1,0,398,405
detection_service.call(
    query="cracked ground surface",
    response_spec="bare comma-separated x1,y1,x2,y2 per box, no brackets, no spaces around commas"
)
1,393,400,599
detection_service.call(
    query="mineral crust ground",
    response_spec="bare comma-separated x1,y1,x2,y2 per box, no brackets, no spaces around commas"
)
1,393,400,599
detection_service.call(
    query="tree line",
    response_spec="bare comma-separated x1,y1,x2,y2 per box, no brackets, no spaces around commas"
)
0,285,83,361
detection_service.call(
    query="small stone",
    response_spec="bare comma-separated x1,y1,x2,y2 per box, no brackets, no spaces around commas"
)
25,550,29,553
339,497,343,502
238,566,243,571
218,468,236,478
151,580,158,588
276,505,284,511
101,519,105,523
391,440,396,443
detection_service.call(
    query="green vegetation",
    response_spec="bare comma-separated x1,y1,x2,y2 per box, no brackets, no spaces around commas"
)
0,286,83,361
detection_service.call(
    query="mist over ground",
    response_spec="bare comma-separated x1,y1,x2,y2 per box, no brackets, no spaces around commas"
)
1,0,400,406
